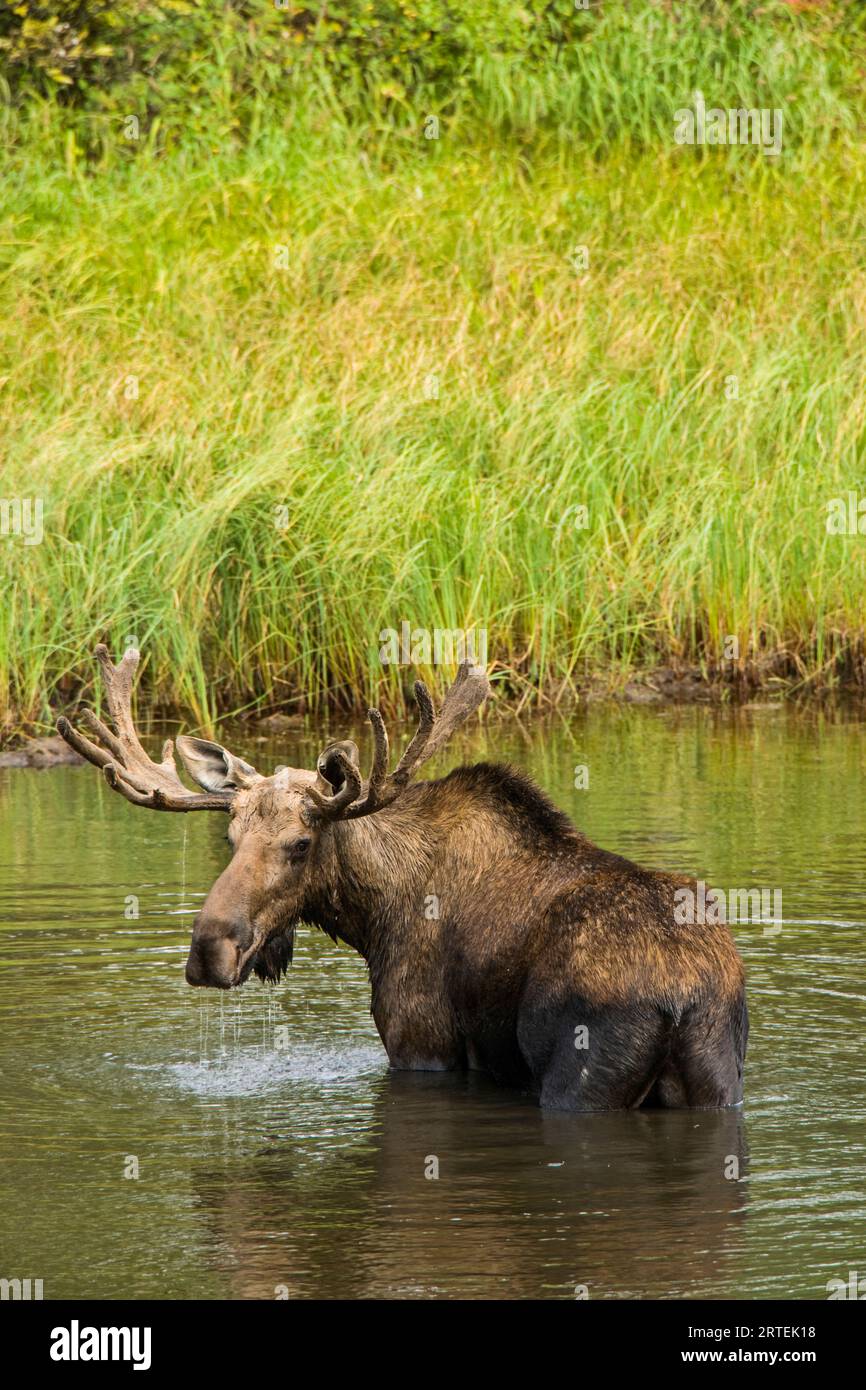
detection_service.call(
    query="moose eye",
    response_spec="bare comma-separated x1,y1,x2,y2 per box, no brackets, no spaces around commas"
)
287,837,311,862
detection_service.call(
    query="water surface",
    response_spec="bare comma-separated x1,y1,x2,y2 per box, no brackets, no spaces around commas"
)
1,705,864,1299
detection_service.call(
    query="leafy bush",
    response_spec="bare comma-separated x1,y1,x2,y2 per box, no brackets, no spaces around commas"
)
2,2,862,146
0,0,127,93
0,1,587,104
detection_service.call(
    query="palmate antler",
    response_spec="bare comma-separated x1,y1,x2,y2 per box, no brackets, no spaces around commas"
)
57,645,234,812
58,646,490,821
306,660,491,822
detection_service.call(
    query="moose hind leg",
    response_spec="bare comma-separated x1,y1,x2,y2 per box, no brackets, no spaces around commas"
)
653,996,748,1109
527,1004,676,1113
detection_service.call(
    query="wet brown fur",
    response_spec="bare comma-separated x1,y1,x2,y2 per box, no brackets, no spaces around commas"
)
58,648,747,1112
193,760,748,1112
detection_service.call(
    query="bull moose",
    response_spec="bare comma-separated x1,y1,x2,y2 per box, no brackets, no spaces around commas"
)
58,645,748,1112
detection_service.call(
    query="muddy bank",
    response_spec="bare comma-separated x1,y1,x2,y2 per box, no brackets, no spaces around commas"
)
2,660,858,758
0,735,84,768
586,665,774,706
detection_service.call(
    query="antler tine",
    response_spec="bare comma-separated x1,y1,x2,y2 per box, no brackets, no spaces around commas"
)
80,707,126,761
57,644,235,813
329,660,491,824
389,682,435,788
332,708,390,820
366,708,390,796
418,660,491,764
56,715,113,770
95,644,148,759
103,763,232,812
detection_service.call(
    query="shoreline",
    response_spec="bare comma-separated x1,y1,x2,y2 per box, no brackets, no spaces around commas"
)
4,663,864,764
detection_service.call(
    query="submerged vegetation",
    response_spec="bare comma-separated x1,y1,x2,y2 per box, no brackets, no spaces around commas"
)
2,1,866,735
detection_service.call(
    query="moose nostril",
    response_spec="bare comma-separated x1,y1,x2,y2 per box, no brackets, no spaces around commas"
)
228,921,254,952
185,925,248,988
185,945,207,987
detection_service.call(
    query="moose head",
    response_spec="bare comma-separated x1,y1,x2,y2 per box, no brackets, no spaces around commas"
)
58,645,490,990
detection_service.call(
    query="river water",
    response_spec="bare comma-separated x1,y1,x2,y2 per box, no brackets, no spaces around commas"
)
1,704,864,1299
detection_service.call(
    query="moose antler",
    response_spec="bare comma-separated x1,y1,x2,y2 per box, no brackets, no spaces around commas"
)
57,645,234,812
307,660,490,822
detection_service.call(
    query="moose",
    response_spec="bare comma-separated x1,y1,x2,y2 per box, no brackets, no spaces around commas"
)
58,645,748,1111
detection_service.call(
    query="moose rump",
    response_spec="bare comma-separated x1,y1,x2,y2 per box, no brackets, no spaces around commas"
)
376,763,748,1111
511,883,749,1112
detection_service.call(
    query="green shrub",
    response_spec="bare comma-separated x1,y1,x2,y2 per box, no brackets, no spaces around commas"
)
0,0,127,94
2,2,864,153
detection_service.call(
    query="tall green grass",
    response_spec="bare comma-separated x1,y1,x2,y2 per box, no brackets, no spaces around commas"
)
3,2,866,734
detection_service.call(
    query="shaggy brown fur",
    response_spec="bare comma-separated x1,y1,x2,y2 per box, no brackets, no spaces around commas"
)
58,649,747,1112
188,760,748,1111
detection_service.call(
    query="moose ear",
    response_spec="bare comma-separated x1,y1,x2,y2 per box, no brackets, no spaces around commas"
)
175,736,262,793
315,739,360,794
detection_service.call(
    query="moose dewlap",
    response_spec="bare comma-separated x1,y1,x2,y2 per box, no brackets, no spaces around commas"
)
58,646,748,1112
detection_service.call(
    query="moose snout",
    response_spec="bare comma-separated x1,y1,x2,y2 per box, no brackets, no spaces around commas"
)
185,918,254,988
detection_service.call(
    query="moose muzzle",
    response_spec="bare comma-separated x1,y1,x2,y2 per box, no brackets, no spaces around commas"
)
185,917,254,989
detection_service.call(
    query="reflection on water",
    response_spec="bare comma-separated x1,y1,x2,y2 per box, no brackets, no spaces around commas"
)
1,704,864,1299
